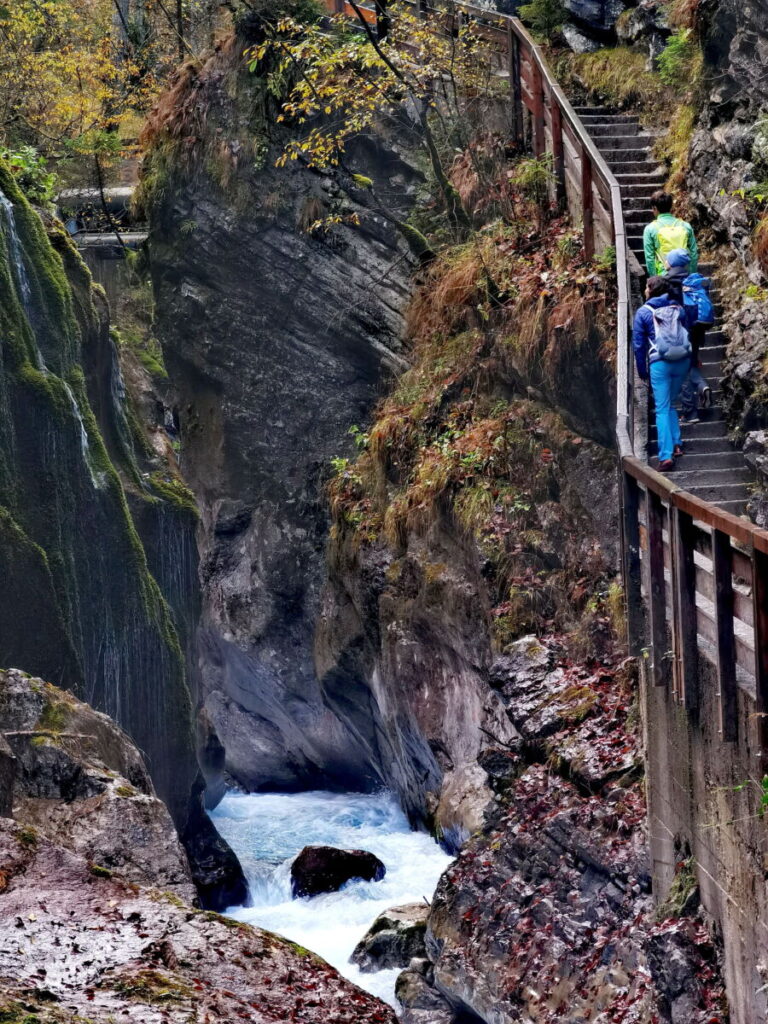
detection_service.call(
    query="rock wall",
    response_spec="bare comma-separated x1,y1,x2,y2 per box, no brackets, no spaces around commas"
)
0,163,196,826
399,640,728,1024
0,161,246,908
144,29,419,796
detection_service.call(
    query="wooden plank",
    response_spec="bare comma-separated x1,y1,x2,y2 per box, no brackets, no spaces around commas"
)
647,491,667,687
752,547,768,769
694,561,754,629
713,529,738,740
672,508,698,710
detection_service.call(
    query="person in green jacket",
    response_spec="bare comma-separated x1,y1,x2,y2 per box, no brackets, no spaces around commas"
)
643,191,699,277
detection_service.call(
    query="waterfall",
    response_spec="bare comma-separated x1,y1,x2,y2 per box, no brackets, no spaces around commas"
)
62,382,105,490
0,188,33,313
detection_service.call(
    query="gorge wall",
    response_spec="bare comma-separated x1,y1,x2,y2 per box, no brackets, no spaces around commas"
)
0,160,246,908
0,163,197,826
143,24,421,797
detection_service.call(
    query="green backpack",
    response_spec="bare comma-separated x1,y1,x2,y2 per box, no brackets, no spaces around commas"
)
655,219,690,273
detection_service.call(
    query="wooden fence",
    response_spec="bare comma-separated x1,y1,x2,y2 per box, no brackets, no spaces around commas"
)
320,0,768,770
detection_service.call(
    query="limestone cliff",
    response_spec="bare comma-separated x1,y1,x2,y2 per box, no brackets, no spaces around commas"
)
0,162,196,824
0,161,245,907
143,27,419,796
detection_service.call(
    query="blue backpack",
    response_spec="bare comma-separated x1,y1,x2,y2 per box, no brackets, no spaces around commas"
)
647,304,692,361
682,273,714,325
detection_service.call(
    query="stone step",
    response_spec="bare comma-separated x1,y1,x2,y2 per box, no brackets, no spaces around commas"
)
681,482,752,504
617,174,667,188
699,346,725,361
595,134,656,151
573,106,617,115
676,436,735,455
603,148,659,163
650,415,728,438
579,115,640,127
703,330,725,344
717,499,749,517
623,196,658,211
670,466,752,487
673,451,745,470
611,163,662,178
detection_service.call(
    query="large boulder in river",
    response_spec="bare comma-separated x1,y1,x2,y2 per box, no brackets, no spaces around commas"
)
351,903,428,972
291,845,386,898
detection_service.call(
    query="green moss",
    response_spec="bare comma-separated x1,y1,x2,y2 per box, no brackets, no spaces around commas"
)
16,826,38,848
656,857,698,920
38,697,70,735
148,472,199,519
0,1005,40,1024
88,862,113,879
115,784,137,798
111,969,193,1004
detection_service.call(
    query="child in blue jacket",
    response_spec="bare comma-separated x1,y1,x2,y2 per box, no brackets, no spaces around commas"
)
633,276,692,469
663,249,713,423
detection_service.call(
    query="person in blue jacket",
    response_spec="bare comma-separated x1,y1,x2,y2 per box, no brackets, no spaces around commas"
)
663,248,713,423
633,276,692,470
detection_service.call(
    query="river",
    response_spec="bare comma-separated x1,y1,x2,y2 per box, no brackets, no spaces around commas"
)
210,789,453,1009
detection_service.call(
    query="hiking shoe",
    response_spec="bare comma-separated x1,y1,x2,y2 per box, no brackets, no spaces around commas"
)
659,459,675,471
681,411,700,425
673,445,684,457
699,386,712,409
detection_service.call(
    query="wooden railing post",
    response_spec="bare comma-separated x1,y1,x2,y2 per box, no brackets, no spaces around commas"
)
621,468,644,657
752,546,768,768
507,24,523,144
529,59,545,158
581,144,595,259
550,96,565,209
671,507,698,711
713,529,737,742
646,490,667,687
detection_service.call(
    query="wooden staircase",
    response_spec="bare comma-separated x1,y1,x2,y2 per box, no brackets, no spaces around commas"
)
574,106,753,517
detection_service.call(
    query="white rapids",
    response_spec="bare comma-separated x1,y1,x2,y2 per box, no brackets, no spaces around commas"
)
210,789,453,1010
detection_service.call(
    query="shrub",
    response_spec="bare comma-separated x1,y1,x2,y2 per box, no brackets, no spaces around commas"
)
518,0,566,40
657,30,702,90
0,146,56,205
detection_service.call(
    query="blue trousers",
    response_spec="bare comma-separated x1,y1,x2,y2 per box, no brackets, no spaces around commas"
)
650,358,690,462
681,364,707,415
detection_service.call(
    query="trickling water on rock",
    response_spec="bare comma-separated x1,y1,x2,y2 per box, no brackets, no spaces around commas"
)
210,790,453,1010
0,187,32,312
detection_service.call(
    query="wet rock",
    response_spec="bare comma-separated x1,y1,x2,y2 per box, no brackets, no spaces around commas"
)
397,963,455,1023
0,669,195,902
0,819,396,1024
563,23,601,54
182,792,250,911
0,733,14,817
291,846,386,898
564,0,625,33
616,0,669,57
351,903,428,972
